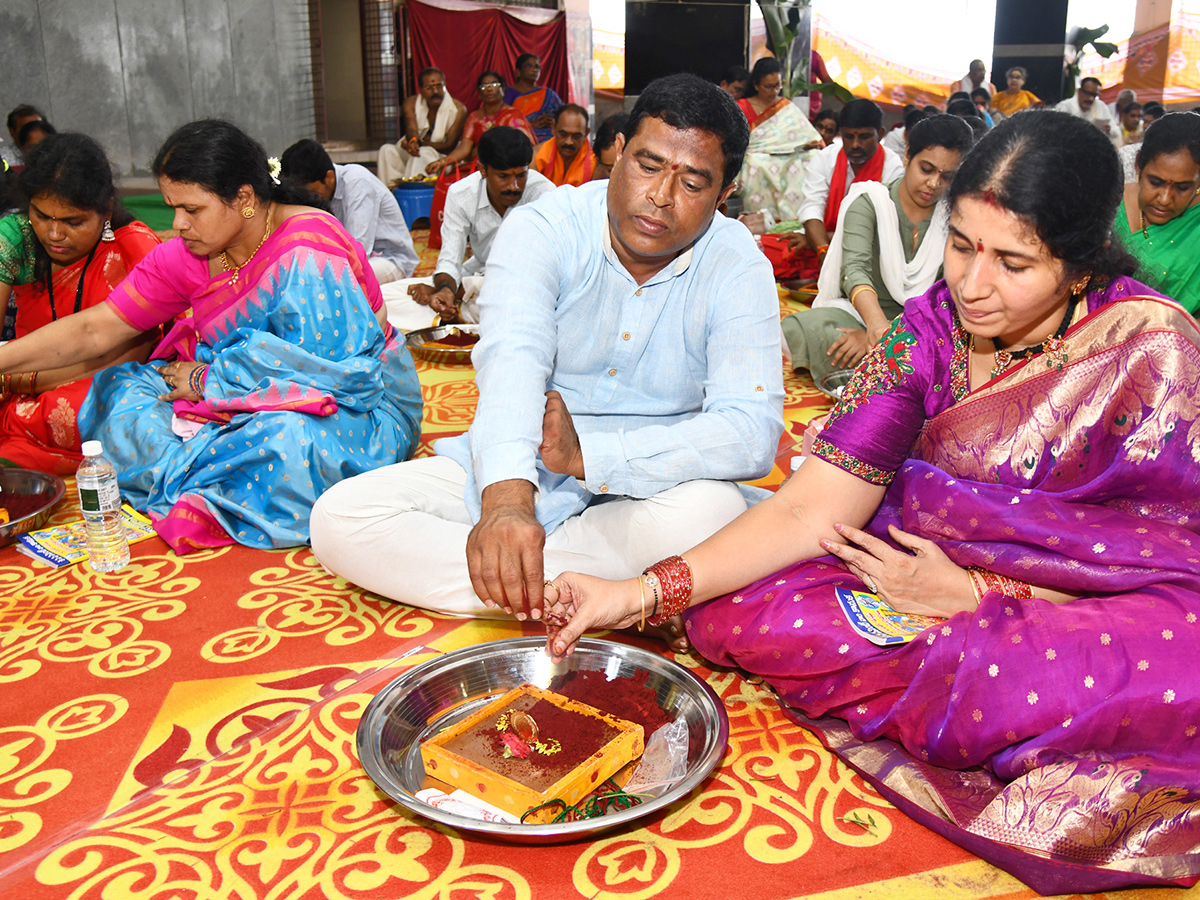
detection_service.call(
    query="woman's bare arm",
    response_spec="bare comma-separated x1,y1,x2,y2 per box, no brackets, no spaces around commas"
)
0,302,142,374
23,328,159,392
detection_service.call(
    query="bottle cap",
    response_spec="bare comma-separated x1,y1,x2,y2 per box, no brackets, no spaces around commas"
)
81,440,103,457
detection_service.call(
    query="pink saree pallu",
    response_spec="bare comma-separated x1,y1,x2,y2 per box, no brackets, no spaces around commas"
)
686,286,1200,892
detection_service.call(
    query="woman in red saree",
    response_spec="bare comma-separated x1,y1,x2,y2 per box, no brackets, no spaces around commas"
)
0,134,159,473
427,71,535,174
542,113,1200,892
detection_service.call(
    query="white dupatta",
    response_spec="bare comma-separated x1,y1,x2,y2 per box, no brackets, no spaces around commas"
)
415,88,458,143
812,181,947,324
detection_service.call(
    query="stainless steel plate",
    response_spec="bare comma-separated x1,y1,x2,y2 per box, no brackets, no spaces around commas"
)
0,468,66,547
404,323,480,365
357,637,729,844
816,368,855,401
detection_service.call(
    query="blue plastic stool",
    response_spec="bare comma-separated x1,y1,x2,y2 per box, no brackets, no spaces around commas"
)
393,185,435,228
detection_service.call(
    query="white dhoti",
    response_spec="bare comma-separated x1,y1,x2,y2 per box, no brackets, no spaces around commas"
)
309,456,749,617
377,143,444,185
381,275,483,332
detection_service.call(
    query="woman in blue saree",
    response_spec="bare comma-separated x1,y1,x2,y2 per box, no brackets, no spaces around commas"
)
0,120,422,553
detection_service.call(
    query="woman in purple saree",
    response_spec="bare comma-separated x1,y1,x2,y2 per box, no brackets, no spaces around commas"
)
542,112,1200,892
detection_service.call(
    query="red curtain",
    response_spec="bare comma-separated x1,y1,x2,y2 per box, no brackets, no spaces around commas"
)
408,0,569,113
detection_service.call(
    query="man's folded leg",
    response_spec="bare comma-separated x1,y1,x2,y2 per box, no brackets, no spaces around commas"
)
310,456,509,617
544,479,748,580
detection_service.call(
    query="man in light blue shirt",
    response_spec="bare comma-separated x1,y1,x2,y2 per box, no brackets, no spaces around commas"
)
311,75,784,640
280,139,418,283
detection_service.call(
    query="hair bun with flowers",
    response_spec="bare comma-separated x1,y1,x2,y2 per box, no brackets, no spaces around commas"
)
268,157,281,185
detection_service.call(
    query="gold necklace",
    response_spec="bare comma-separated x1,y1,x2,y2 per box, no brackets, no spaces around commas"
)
219,211,273,285
977,295,1079,379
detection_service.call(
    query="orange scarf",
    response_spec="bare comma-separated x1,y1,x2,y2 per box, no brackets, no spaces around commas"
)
533,139,597,187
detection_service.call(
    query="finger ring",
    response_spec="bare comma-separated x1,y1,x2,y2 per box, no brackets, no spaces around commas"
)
543,579,559,598
862,574,878,593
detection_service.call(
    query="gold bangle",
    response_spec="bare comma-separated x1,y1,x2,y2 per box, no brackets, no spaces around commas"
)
967,568,984,609
849,285,876,307
637,576,647,632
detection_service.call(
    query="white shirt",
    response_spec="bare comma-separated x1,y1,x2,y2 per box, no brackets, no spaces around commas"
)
331,163,419,277
797,142,905,226
1055,94,1115,136
957,75,995,97
434,168,555,285
881,127,907,158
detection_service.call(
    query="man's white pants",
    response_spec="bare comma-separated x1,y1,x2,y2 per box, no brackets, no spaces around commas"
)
377,143,443,185
309,456,748,617
381,277,482,332
368,256,404,285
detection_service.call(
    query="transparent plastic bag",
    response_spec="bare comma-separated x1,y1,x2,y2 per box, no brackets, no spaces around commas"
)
623,718,689,798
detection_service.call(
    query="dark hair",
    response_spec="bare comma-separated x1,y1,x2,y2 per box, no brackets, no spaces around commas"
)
477,70,505,89
922,104,940,114
964,116,989,140
947,111,1136,283
417,67,444,87
720,65,750,86
153,119,321,208
476,125,535,170
18,133,132,281
280,138,334,184
515,53,538,71
839,99,883,130
946,98,982,120
948,91,972,104
906,113,974,158
1080,77,1102,90
6,104,43,133
1124,101,1143,114
970,87,991,104
813,108,839,129
17,119,56,150
593,113,629,154
1006,66,1027,79
1141,101,1166,123
623,73,749,187
554,103,589,127
1136,112,1200,172
750,57,782,88
903,108,930,131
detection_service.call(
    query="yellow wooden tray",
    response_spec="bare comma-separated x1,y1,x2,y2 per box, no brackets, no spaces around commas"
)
420,683,644,823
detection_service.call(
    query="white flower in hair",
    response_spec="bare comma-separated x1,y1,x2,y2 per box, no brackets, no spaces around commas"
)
268,157,282,185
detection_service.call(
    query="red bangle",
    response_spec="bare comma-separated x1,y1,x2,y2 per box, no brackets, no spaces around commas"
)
645,555,693,626
969,567,1033,600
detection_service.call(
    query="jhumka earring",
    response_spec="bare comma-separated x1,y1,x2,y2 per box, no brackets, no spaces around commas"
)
101,219,115,241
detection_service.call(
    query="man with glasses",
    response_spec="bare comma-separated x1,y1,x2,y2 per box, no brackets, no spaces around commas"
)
1055,77,1114,137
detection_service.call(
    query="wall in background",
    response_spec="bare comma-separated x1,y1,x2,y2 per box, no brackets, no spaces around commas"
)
0,0,317,174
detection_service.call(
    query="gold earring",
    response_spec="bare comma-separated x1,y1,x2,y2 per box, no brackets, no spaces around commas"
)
242,207,255,219
1071,277,1089,297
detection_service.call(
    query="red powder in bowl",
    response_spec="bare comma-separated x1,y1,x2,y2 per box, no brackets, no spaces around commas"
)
550,669,674,736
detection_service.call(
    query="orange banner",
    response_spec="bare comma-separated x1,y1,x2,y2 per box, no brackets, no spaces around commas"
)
1083,13,1200,106
812,12,960,110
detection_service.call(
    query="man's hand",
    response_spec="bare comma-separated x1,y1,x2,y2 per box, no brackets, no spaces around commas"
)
466,480,546,620
539,390,585,479
408,283,437,306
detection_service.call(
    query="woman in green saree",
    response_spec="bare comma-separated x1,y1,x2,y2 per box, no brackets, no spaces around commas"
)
1114,112,1200,315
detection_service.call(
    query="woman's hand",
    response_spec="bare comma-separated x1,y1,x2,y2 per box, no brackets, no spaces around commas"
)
425,157,449,175
156,360,208,402
543,572,642,660
827,327,869,368
864,316,892,350
820,522,976,618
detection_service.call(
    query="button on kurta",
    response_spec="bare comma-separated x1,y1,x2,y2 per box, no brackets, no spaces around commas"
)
608,369,617,376
622,332,631,341
599,484,609,493
635,289,643,296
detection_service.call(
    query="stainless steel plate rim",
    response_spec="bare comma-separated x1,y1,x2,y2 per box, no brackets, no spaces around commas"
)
816,368,856,400
404,323,481,365
356,636,729,843
0,468,66,547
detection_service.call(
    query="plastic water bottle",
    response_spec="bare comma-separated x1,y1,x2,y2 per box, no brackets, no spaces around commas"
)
76,440,129,572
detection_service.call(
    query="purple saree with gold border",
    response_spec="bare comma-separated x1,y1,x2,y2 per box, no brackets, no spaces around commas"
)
686,278,1200,892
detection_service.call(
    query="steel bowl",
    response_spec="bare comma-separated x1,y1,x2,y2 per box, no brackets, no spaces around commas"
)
816,368,855,401
404,323,480,366
357,637,729,844
0,468,66,547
